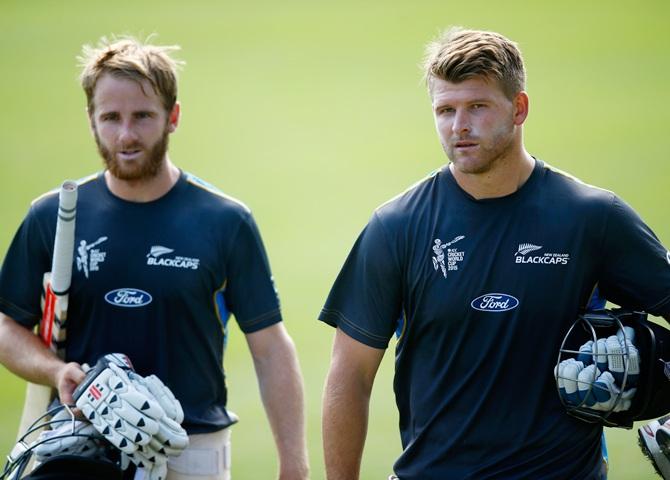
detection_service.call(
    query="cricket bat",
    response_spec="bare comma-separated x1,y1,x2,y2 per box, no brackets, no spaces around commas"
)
17,180,78,437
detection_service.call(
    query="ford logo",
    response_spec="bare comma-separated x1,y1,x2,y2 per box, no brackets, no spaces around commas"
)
471,293,519,312
104,288,153,308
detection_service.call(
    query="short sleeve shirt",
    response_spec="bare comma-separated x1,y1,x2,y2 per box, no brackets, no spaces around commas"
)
320,160,670,479
0,171,283,433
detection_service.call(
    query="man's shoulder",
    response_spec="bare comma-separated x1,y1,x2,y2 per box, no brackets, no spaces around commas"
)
374,168,443,225
539,162,616,209
538,163,620,223
181,172,253,218
29,173,100,215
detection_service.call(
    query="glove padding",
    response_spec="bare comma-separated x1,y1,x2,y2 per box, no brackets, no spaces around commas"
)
121,443,168,480
575,327,640,387
556,327,639,412
74,354,188,461
576,365,636,412
125,372,189,455
556,358,583,405
127,372,185,425
33,408,107,462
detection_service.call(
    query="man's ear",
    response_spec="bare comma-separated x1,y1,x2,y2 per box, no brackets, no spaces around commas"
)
513,91,529,126
167,102,180,133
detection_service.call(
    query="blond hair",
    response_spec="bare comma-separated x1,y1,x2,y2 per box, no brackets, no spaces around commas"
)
423,27,526,99
79,35,183,113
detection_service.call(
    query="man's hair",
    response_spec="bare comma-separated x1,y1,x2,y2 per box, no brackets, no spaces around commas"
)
423,27,526,99
79,35,183,114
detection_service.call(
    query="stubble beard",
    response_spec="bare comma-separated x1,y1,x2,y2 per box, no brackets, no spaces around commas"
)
446,123,516,175
94,126,170,182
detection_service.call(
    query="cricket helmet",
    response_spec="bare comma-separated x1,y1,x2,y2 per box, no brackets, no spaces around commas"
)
556,308,670,429
1,405,121,480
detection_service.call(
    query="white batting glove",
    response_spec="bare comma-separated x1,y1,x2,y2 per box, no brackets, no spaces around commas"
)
555,358,585,405
607,329,640,386
126,372,188,455
573,329,640,388
617,326,636,344
33,408,106,462
123,443,169,480
128,372,184,424
74,353,189,478
577,367,636,412
594,338,609,372
576,340,594,365
74,358,166,454
135,463,168,480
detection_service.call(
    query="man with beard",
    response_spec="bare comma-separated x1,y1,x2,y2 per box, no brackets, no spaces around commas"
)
0,37,308,480
319,28,670,479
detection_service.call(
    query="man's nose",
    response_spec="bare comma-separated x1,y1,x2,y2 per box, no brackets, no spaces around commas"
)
452,110,471,136
118,121,139,144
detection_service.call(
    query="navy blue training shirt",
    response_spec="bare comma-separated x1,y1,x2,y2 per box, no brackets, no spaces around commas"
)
319,159,670,479
0,171,282,433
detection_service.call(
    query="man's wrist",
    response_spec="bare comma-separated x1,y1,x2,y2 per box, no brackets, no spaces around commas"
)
45,359,68,389
278,463,310,480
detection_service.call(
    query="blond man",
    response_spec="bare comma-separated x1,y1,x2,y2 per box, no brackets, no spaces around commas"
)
320,28,670,479
0,36,308,480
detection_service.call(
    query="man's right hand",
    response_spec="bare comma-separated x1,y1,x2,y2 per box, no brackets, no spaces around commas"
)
54,361,86,405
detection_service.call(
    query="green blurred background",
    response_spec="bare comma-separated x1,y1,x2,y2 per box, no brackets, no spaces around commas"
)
1,0,668,478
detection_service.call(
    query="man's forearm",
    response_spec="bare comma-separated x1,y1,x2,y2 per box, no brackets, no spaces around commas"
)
322,329,385,480
0,313,63,387
0,313,85,403
247,324,309,479
322,363,371,480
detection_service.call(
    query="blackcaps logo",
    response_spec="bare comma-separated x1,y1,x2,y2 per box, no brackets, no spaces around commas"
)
514,243,570,265
146,245,200,270
516,243,542,256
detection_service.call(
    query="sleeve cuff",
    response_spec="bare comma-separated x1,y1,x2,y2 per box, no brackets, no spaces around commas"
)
0,298,40,328
237,308,283,334
319,308,389,350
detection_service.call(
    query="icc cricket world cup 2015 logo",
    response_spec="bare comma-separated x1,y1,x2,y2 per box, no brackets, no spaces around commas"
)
432,235,465,279
432,239,448,278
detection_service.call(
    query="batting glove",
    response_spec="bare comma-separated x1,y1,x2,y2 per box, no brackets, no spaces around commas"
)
33,407,107,463
578,338,609,370
128,372,184,424
122,442,169,480
574,330,640,387
577,365,636,412
73,353,189,474
74,356,165,454
125,372,188,455
607,329,640,387
556,358,585,405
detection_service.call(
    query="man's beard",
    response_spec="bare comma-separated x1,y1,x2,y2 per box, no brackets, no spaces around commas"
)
94,127,170,182
445,120,516,175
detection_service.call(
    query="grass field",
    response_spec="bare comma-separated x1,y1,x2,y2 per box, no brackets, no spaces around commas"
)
1,0,669,478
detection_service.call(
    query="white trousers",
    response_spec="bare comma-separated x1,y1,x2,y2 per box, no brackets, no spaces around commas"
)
166,427,233,480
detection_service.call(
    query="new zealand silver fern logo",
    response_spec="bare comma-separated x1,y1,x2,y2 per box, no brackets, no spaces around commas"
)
147,245,175,258
515,243,542,256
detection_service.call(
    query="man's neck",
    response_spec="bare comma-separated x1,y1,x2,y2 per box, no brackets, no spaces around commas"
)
449,150,535,200
104,157,181,202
